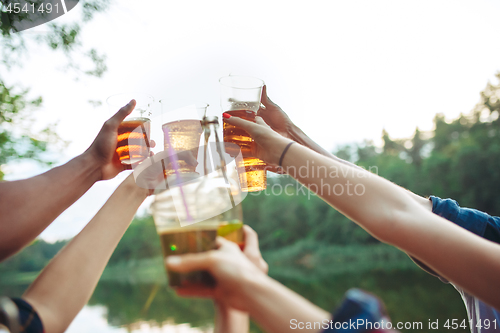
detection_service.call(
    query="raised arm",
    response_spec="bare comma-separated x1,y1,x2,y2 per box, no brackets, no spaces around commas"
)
0,100,136,261
223,114,500,310
21,173,149,333
257,86,431,210
213,226,267,333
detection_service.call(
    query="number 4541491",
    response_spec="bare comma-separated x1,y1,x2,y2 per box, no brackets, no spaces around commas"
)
4,2,59,14
444,319,497,330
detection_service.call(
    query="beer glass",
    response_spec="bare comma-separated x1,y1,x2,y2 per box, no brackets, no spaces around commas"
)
152,183,219,288
197,116,245,249
107,93,154,165
151,116,246,288
220,75,266,192
159,100,208,179
151,176,244,288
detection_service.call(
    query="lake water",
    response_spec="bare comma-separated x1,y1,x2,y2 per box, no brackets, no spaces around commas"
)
67,306,209,333
1,260,469,333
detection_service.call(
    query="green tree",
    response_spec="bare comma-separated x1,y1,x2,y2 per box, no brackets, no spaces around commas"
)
0,0,110,180
108,215,163,265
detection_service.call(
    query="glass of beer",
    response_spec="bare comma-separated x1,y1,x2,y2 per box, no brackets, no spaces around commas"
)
159,100,208,179
151,120,246,287
220,75,266,192
151,179,244,288
107,93,154,165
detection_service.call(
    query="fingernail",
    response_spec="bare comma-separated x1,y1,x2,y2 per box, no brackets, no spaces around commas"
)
166,256,181,266
128,99,135,106
222,113,231,119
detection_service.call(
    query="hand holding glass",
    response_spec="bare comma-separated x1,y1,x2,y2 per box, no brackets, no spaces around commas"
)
220,75,266,192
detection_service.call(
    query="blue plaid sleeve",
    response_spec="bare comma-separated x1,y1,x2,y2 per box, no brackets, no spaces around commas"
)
430,196,500,244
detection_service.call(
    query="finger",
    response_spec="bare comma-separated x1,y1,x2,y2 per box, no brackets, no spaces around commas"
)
107,99,136,128
223,113,261,134
242,225,259,253
260,85,277,106
150,139,156,149
215,236,242,253
260,85,268,104
166,252,215,273
241,226,268,273
242,226,264,263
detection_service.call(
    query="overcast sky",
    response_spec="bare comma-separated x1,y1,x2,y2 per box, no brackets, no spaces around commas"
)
4,0,500,241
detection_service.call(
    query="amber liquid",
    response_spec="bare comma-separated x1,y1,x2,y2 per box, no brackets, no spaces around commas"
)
218,221,245,250
116,118,150,164
160,222,245,287
160,228,217,287
162,119,204,177
223,110,267,192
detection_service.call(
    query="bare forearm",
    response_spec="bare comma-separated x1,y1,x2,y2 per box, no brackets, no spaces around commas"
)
214,303,249,333
281,142,500,308
0,152,102,260
242,273,330,333
22,176,147,333
393,208,500,310
288,124,432,209
281,142,418,242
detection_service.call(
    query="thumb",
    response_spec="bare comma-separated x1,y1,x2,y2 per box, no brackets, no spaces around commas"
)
107,99,136,128
166,252,214,273
242,225,260,255
260,85,277,107
261,85,268,104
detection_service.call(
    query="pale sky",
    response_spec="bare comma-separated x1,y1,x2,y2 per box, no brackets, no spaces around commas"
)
3,0,500,241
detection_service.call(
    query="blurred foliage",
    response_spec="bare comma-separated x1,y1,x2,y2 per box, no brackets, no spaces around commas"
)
0,81,65,179
353,72,500,216
0,0,109,74
108,215,163,265
0,0,109,179
0,240,67,283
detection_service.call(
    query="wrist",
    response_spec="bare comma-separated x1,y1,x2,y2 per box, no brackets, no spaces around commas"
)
270,136,294,166
239,269,273,312
121,174,150,199
287,123,306,145
287,123,334,159
77,151,104,183
214,302,250,333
